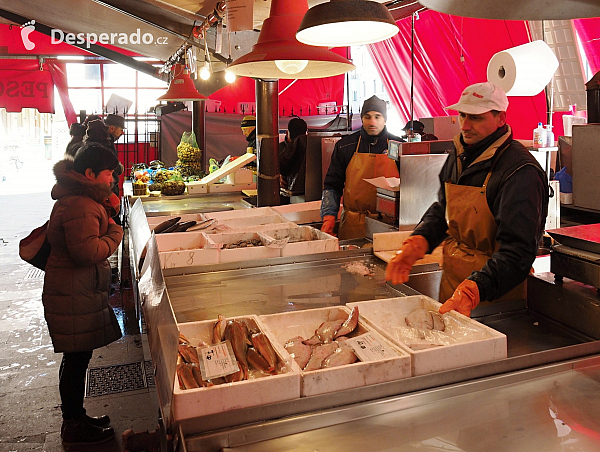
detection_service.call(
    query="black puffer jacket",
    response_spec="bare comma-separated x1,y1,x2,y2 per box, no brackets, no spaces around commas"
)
42,160,123,353
413,125,549,302
279,134,307,193
321,126,403,217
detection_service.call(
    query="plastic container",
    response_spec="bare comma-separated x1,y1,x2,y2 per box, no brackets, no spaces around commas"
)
533,122,545,148
544,124,555,147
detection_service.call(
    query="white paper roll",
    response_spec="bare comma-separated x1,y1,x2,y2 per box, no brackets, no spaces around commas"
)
487,40,559,96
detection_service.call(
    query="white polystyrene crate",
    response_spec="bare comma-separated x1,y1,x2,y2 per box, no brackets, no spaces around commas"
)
347,296,507,376
264,226,338,257
209,215,298,234
185,181,208,195
156,232,219,268
173,316,300,421
206,206,280,221
271,201,323,224
147,213,208,230
257,306,411,397
206,231,281,263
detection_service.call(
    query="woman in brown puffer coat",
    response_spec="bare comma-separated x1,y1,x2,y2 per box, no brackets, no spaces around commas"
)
43,142,123,446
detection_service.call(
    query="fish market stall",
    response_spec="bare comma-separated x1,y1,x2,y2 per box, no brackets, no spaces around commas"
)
127,201,600,452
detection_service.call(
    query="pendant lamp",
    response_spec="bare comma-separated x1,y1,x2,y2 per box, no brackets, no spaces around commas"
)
296,0,399,47
227,0,355,80
157,63,207,101
419,0,600,20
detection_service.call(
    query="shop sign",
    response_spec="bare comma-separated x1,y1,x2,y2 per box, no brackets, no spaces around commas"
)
0,68,54,113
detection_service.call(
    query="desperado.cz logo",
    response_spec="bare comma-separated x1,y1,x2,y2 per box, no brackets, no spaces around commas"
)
20,20,168,50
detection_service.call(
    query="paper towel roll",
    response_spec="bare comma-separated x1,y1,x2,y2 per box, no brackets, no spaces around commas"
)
487,40,559,96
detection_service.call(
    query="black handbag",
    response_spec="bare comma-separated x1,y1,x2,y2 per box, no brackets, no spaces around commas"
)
19,221,51,271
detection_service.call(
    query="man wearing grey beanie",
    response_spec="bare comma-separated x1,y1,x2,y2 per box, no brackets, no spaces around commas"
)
320,95,403,239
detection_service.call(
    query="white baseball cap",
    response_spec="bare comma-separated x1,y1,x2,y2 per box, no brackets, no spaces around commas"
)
445,82,509,114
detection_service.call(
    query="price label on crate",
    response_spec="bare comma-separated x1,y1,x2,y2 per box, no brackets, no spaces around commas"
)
347,332,396,362
198,340,240,381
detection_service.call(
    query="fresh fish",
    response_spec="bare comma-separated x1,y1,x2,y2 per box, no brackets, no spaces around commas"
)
405,309,445,332
176,363,199,389
179,333,191,345
224,320,251,380
178,344,199,365
161,221,182,234
176,221,197,232
212,314,227,344
247,347,272,374
251,332,278,372
153,217,181,234
191,364,211,387
316,318,345,343
302,334,322,346
322,342,358,368
284,336,312,369
303,342,338,371
334,307,359,338
224,368,244,383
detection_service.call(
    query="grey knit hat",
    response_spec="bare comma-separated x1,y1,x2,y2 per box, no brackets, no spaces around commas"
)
361,95,387,121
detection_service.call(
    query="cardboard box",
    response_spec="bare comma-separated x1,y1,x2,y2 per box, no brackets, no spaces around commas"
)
173,316,300,421
258,307,411,396
347,296,507,376
266,226,339,257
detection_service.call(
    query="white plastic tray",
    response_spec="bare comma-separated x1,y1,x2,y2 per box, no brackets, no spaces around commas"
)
257,306,411,396
347,296,507,376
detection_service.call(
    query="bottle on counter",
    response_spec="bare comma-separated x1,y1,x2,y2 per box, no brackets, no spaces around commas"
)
533,122,545,148
544,124,555,147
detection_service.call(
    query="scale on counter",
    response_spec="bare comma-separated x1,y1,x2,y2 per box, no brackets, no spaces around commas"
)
547,223,600,294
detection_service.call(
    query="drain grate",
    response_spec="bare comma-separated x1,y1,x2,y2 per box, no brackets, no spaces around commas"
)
25,268,45,279
86,361,151,397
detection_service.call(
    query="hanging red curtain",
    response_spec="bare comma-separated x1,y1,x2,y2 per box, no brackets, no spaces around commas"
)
46,60,77,126
367,11,547,140
573,17,600,75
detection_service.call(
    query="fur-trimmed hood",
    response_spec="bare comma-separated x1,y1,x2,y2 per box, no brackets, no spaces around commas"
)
52,159,113,203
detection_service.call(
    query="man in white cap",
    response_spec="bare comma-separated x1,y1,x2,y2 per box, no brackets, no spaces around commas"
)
386,82,548,317
320,95,403,239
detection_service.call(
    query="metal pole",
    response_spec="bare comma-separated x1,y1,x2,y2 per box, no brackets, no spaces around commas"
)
192,100,206,172
255,79,280,207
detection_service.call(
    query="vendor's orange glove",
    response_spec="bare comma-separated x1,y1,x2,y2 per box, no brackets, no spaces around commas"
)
321,215,336,236
385,235,429,285
439,279,480,317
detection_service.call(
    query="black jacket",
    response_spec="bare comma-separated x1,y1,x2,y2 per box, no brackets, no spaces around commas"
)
279,134,307,194
413,125,549,302
321,127,403,217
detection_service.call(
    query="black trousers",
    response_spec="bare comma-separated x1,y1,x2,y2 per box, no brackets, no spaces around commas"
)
59,350,93,420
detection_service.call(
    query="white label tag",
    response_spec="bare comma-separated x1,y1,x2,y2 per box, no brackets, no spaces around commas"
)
198,340,240,380
347,332,396,361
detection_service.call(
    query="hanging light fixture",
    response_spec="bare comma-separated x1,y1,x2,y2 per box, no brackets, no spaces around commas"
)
296,0,399,47
199,40,211,81
224,69,236,83
157,63,207,101
227,0,355,80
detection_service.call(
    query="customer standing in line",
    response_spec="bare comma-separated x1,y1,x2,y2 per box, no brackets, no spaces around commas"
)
43,142,124,446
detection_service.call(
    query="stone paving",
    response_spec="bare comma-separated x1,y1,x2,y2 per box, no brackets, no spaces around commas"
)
0,192,160,451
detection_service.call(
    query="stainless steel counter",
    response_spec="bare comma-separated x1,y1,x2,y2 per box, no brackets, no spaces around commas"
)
205,355,600,452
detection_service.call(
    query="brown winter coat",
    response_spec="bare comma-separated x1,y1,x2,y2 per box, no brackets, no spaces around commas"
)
42,160,124,353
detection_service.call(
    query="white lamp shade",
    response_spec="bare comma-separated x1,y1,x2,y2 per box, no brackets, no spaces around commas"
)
487,40,559,96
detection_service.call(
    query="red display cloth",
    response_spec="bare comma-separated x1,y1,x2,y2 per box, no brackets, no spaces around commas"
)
367,11,547,140
0,59,54,113
573,17,600,75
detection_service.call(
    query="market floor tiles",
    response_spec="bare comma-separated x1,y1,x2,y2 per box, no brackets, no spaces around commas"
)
0,193,160,451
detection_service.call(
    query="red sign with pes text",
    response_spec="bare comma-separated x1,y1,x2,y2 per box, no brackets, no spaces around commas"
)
0,64,54,113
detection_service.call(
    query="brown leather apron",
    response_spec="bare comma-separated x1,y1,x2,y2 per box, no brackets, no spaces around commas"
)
439,145,526,303
339,136,399,240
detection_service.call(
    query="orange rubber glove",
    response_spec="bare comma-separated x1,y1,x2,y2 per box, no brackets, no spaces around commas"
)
439,279,480,317
321,215,336,236
385,235,429,285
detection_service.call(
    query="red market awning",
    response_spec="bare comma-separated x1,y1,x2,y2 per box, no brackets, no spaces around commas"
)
0,59,54,113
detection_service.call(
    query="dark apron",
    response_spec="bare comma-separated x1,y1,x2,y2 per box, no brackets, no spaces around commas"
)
439,145,526,303
339,137,399,240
